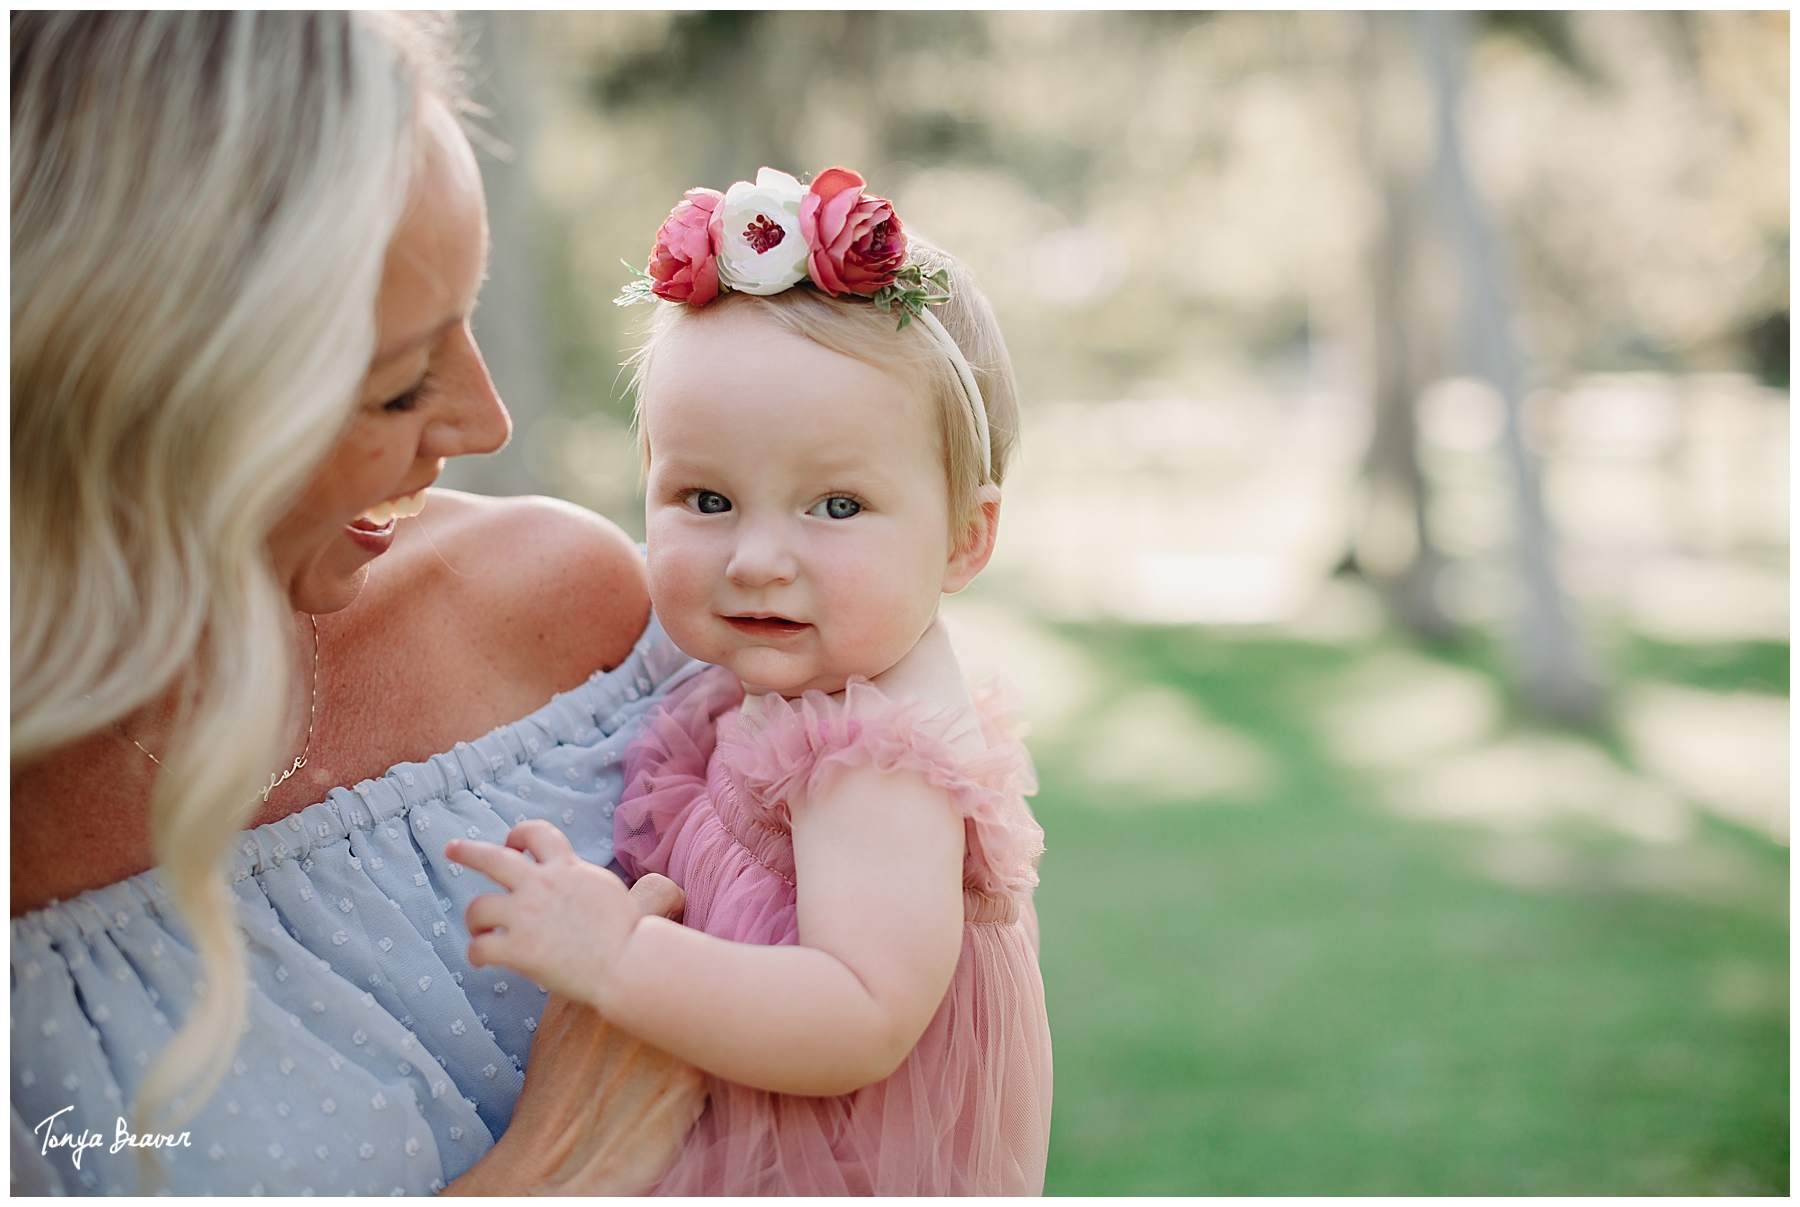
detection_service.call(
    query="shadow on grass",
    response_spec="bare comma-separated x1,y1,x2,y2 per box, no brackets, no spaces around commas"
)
1032,623,1788,1196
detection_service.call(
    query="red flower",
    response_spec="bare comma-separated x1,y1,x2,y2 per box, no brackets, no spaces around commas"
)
647,188,724,306
800,168,907,297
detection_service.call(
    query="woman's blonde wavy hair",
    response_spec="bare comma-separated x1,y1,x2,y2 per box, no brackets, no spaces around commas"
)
627,236,1021,544
11,11,460,1144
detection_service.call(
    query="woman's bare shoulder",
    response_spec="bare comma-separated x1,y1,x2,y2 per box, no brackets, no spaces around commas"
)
377,488,651,689
407,488,640,568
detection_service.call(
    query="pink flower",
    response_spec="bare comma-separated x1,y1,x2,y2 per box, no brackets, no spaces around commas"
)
646,187,724,306
800,167,907,297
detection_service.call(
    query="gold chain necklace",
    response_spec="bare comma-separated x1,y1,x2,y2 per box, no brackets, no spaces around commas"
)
118,613,320,803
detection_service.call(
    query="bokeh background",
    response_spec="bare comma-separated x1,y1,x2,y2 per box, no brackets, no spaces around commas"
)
439,11,1788,1195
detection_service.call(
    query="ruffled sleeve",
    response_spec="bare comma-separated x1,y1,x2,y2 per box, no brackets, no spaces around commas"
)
722,676,1044,908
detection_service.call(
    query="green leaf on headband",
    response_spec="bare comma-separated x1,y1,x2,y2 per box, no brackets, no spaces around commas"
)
614,261,657,307
871,265,953,331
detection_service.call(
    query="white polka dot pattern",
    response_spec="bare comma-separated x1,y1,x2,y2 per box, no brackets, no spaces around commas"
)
11,617,704,1195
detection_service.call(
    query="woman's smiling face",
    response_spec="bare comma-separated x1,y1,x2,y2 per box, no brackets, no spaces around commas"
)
267,98,511,615
642,303,965,698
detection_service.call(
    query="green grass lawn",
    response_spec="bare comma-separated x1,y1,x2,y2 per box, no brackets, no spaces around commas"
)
1030,623,1788,1196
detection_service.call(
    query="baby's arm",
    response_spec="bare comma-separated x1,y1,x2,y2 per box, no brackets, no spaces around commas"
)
445,714,966,1097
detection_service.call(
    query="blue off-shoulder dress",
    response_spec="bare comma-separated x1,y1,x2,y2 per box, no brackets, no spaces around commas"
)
10,616,705,1196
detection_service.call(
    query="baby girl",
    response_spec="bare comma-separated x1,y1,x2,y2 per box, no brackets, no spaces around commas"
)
447,167,1051,1194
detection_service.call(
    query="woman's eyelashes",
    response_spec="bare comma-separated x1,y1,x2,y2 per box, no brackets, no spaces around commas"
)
382,372,437,413
808,495,863,520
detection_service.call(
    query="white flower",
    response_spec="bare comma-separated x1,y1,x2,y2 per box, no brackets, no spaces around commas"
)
715,167,810,295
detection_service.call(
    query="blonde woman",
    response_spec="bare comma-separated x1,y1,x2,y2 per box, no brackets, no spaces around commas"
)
12,13,703,1195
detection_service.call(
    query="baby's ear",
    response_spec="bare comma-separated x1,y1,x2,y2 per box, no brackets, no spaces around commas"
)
943,485,1001,594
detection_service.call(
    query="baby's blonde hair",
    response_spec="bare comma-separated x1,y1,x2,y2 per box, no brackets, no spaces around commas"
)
628,237,1020,546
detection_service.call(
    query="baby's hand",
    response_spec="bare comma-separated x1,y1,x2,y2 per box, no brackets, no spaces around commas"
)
445,820,642,1008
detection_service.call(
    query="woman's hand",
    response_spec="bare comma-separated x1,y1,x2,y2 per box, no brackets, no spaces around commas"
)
446,819,640,1009
441,872,706,1195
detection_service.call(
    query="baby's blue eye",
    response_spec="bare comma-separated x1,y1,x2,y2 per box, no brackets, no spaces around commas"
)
811,496,862,520
692,491,731,514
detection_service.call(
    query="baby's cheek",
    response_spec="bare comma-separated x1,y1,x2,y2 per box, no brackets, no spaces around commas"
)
832,570,928,675
652,576,713,652
643,554,700,634
645,530,700,609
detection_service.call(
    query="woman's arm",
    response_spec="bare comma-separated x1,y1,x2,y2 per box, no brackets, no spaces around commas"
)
441,875,705,1196
448,756,966,1097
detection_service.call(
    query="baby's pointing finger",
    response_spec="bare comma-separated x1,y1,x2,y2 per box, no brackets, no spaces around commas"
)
444,837,536,889
463,892,512,937
505,818,576,863
466,931,508,971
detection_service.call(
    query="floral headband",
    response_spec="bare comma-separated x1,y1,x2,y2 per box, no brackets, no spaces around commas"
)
618,166,992,480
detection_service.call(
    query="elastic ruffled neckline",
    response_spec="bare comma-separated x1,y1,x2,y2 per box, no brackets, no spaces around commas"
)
15,613,705,939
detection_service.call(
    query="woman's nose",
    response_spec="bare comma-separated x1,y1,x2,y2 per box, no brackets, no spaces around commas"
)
726,519,798,588
422,322,512,459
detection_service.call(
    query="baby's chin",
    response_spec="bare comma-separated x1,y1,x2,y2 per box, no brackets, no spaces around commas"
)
706,636,904,700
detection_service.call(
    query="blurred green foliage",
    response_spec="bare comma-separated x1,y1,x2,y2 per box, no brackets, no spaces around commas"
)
464,9,1788,463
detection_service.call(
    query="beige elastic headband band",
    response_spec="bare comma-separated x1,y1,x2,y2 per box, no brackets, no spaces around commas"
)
916,307,992,482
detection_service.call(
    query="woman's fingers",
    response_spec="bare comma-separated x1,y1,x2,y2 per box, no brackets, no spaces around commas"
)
444,837,537,889
506,817,576,862
628,873,685,921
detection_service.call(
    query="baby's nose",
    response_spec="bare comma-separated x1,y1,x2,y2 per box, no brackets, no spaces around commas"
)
725,522,798,587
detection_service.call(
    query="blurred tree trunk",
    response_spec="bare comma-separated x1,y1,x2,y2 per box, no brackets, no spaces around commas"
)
695,14,783,187
441,10,559,499
1354,13,1457,641
1416,10,1603,726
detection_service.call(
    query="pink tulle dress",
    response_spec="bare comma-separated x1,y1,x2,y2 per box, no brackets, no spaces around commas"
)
613,665,1053,1195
